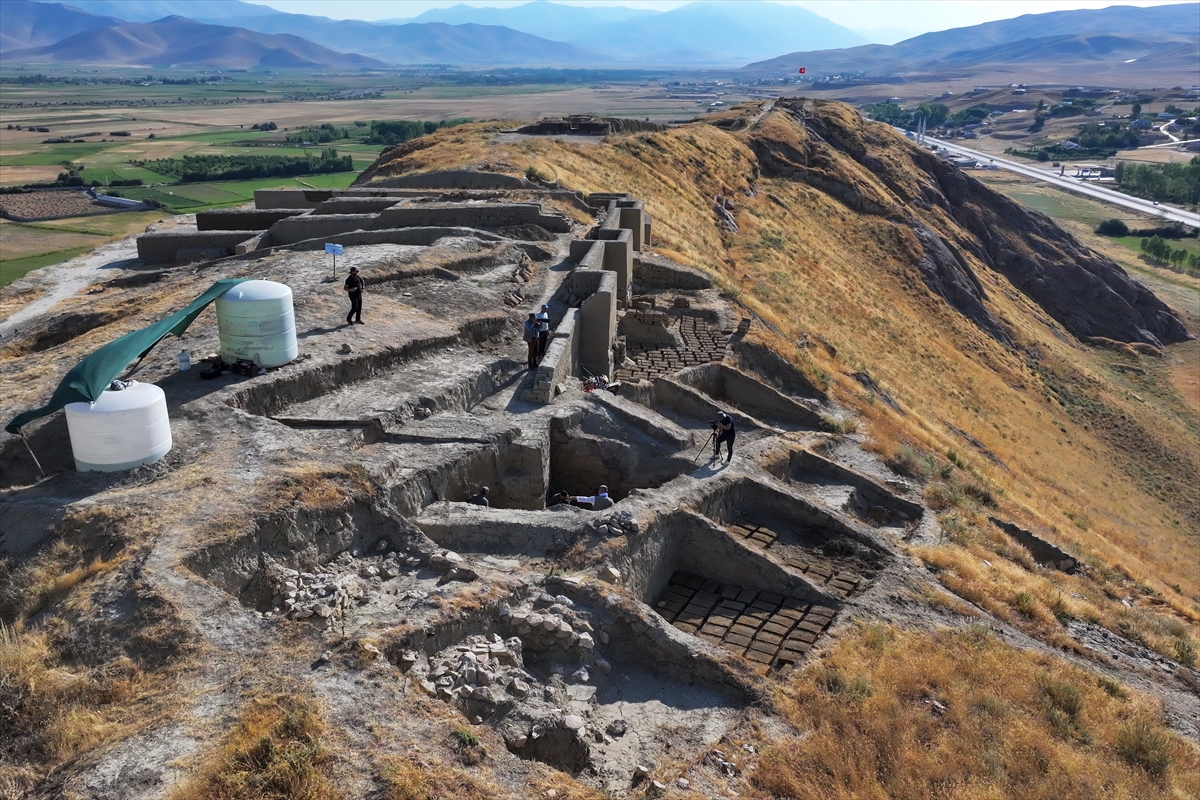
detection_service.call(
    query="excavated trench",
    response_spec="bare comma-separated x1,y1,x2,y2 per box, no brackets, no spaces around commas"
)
696,479,889,598
765,446,924,529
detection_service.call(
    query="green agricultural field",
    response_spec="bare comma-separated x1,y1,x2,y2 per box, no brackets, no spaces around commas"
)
0,246,93,288
1116,235,1200,257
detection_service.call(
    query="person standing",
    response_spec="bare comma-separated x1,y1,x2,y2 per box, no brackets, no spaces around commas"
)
344,267,364,325
712,411,736,463
536,304,550,357
523,313,540,369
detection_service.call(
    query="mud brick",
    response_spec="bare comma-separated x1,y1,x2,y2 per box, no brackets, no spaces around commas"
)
790,628,819,644
808,565,834,580
730,623,761,638
748,639,781,656
762,621,793,637
743,609,773,625
724,631,753,648
755,528,779,542
684,575,706,590
781,640,811,656
749,533,774,546
656,598,685,614
750,599,780,614
773,656,798,671
664,586,693,602
676,621,700,633
834,572,861,584
736,588,758,604
716,600,746,616
699,579,721,594
694,589,721,604
785,557,810,572
754,631,784,647
720,585,743,600
670,570,694,587
829,581,855,596
701,618,730,633
758,591,784,606
677,609,705,625
699,631,722,644
730,525,755,538
797,619,827,634
782,596,809,611
807,605,836,621
708,614,738,630
745,649,775,665
657,608,679,623
684,603,715,620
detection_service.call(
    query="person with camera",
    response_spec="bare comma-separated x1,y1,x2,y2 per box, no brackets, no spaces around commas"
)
712,411,736,463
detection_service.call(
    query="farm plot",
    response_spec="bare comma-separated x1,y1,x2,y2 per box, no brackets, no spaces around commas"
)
0,219,106,260
0,191,111,220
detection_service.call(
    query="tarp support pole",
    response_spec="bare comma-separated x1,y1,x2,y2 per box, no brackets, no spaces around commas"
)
19,430,47,481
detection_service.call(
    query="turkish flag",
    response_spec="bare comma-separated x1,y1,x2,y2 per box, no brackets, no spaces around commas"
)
798,68,806,74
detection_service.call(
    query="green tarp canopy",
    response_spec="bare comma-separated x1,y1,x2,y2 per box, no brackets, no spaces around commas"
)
5,278,248,434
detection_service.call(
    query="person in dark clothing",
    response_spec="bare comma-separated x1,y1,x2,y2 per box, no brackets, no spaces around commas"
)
467,486,489,507
548,491,571,507
712,411,736,463
536,304,550,357
523,313,540,369
344,267,364,324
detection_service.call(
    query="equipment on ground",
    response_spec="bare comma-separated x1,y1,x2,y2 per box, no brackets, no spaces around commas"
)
693,430,716,464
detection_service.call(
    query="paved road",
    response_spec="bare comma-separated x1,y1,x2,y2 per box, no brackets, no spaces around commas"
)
919,135,1200,229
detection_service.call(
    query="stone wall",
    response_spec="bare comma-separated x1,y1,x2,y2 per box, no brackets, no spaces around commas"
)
619,308,675,346
376,203,569,232
616,201,645,251
136,229,261,265
633,253,713,290
525,309,581,404
267,213,379,245
597,228,632,305
311,197,402,215
579,271,617,378
195,208,304,231
284,227,505,250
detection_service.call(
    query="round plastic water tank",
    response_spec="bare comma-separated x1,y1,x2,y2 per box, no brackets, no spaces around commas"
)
215,279,298,368
65,381,172,472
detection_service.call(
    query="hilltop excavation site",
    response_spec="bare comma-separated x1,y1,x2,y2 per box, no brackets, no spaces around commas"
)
1,100,1198,799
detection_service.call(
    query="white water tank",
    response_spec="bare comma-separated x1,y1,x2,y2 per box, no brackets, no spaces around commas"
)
215,279,298,368
65,381,172,472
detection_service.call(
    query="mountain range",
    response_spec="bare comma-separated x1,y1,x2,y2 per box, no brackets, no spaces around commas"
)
745,3,1200,77
3,0,1196,76
2,12,387,69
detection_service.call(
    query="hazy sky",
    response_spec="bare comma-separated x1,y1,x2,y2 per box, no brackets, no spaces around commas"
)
241,0,1193,43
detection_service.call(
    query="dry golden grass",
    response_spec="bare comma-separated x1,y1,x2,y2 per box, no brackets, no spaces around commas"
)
748,624,1200,800
378,753,494,800
273,461,374,511
169,692,343,800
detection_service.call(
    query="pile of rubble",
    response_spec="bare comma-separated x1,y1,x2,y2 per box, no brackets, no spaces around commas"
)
265,544,426,624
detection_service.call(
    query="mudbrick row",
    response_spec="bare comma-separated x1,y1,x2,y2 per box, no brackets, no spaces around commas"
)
653,571,837,673
727,518,863,597
616,318,729,382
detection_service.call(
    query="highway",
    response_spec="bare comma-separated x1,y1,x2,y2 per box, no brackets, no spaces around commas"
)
919,135,1200,229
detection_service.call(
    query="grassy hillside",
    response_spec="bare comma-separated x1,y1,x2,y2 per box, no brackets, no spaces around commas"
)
361,100,1200,722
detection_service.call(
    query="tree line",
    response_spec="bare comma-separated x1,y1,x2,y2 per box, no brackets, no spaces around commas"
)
1114,158,1200,206
132,149,353,182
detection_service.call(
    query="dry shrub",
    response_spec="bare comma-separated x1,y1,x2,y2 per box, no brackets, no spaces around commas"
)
378,754,492,800
274,462,373,510
170,692,342,800
750,624,1199,799
0,624,152,779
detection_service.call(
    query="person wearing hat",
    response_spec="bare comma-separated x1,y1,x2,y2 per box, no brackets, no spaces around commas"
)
467,486,489,507
571,484,613,510
535,304,550,357
343,267,364,325
523,312,540,369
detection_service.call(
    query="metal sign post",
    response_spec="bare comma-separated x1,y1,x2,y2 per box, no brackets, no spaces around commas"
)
324,242,343,279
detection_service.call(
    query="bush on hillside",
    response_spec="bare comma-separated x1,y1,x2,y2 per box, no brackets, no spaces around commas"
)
1095,219,1129,237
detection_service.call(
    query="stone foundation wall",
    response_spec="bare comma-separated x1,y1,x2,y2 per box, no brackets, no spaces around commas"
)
376,203,569,232
136,229,261,265
195,208,305,231
633,254,713,290
284,227,505,250
267,213,380,245
311,197,403,215
579,271,617,378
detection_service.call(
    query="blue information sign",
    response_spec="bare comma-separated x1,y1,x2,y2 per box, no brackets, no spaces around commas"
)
324,243,344,255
